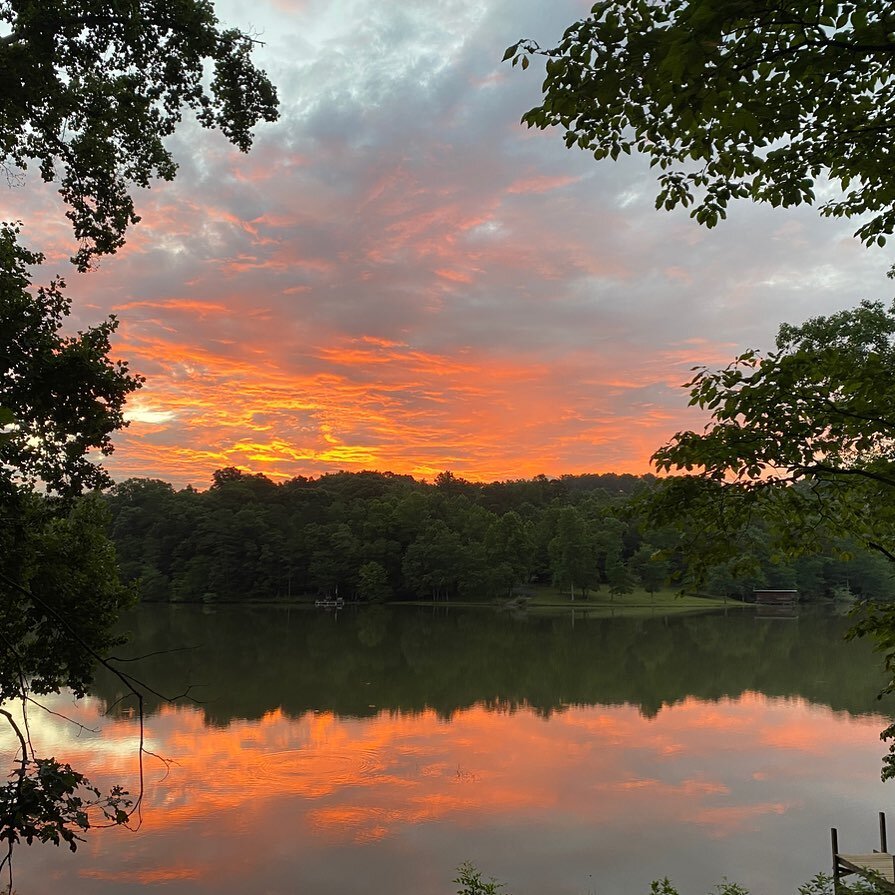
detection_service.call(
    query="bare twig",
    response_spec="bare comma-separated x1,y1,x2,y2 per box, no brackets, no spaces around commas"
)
0,569,191,849
0,709,29,765
23,698,100,736
0,707,29,890
106,646,199,663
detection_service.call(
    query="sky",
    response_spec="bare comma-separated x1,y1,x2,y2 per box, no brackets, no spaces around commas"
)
6,0,892,488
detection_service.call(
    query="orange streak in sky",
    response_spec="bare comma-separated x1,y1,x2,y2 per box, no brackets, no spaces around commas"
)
434,268,475,284
506,174,580,195
104,304,726,486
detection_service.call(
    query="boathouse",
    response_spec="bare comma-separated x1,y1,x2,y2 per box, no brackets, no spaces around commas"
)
753,589,798,606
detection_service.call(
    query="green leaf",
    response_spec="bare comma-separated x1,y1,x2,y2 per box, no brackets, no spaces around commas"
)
508,0,895,241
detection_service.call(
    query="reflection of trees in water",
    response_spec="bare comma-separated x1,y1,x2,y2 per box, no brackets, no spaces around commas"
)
92,606,892,727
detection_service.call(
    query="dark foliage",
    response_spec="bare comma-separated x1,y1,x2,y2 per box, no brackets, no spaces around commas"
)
0,0,279,268
508,0,895,246
105,468,893,605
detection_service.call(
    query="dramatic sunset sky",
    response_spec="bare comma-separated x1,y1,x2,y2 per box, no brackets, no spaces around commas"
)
7,0,891,487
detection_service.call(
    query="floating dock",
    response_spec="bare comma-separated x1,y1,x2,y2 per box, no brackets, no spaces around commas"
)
832,812,895,891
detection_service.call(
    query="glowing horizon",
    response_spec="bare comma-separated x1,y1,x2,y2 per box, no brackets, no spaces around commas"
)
108,309,730,487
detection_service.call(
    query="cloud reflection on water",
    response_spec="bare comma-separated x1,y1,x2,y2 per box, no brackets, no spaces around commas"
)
10,691,890,895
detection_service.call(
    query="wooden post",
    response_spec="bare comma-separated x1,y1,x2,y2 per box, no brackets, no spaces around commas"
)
832,828,840,882
881,812,888,854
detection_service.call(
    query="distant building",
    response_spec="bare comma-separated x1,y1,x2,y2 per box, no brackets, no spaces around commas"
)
753,589,798,606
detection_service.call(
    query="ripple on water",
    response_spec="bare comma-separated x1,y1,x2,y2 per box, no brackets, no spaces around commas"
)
250,746,389,796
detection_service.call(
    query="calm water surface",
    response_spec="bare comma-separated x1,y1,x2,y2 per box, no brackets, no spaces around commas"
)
10,605,895,895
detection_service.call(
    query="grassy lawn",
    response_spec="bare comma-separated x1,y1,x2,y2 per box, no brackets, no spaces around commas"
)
524,589,737,617
524,585,730,609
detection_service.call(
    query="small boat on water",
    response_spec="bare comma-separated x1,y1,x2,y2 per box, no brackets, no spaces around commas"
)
314,597,345,609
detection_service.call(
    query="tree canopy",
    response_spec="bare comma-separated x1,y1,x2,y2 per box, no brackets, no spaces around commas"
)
98,467,893,606
1,220,141,688
0,224,142,496
651,299,895,563
0,0,279,268
506,0,895,245
0,229,140,872
648,300,895,775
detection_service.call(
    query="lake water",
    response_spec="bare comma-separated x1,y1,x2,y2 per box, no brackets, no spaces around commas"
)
9,604,895,895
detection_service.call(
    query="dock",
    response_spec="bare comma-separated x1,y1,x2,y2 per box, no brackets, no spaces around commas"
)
832,812,895,892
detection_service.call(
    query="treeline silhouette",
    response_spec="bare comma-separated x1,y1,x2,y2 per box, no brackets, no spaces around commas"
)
105,468,894,603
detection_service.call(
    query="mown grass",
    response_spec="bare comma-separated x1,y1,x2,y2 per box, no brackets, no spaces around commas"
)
519,586,735,617
526,585,730,608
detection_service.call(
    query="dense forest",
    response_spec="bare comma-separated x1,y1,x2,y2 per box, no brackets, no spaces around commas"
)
104,469,895,604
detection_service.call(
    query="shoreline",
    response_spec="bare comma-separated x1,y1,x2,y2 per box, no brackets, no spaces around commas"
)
132,589,749,617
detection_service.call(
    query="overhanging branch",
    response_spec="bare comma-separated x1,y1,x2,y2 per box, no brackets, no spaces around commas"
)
794,463,895,489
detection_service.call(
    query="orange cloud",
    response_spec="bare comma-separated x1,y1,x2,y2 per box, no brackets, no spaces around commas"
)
97,302,722,487
112,299,232,316
506,175,581,195
434,268,475,284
